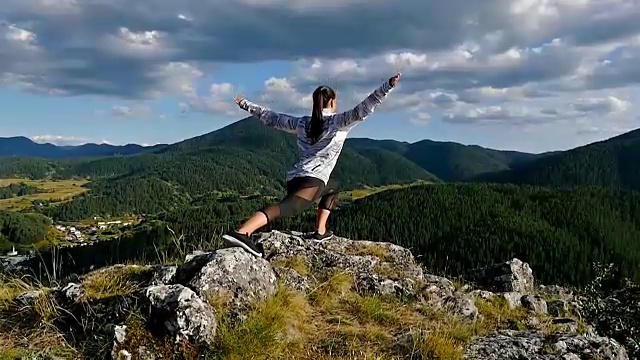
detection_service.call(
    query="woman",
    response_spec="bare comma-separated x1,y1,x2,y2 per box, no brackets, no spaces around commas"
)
223,72,401,257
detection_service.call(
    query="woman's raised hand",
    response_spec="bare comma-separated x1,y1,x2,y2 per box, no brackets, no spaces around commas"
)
234,94,245,105
389,73,401,87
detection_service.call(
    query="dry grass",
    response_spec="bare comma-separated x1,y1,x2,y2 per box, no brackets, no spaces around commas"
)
207,270,520,360
271,255,310,277
417,319,477,360
475,297,530,332
344,243,394,262
0,328,78,360
0,178,88,211
307,271,353,308
451,278,466,291
81,265,150,300
0,275,32,312
210,287,312,360
0,276,77,359
410,296,531,359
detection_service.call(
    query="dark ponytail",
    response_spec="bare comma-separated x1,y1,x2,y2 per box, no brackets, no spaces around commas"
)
308,85,335,145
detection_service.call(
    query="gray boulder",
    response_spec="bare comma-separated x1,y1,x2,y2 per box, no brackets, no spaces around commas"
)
186,248,278,315
144,284,217,346
465,258,535,293
521,294,548,314
256,230,425,298
150,265,178,286
465,330,628,360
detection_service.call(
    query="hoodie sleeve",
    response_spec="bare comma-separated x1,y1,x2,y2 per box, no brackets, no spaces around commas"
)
238,99,300,134
329,80,394,130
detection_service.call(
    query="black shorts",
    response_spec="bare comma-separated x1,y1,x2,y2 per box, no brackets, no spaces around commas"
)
259,176,340,222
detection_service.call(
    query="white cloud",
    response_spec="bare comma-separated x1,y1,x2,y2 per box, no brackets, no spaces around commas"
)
29,134,110,146
2,0,640,151
109,105,153,119
571,96,630,114
411,112,432,126
182,82,242,115
94,104,154,119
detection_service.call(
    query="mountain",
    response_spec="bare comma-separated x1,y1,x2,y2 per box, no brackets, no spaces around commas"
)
1,118,541,183
37,119,441,220
158,118,542,182
475,128,640,190
0,136,165,159
346,138,541,181
60,118,439,186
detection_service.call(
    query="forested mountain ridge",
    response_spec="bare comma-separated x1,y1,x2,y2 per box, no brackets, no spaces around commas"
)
270,182,640,287
2,119,640,227
347,138,545,182
33,181,640,289
0,136,165,159
475,128,640,190
0,117,539,183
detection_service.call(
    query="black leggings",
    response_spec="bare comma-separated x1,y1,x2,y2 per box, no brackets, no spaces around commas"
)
259,176,339,223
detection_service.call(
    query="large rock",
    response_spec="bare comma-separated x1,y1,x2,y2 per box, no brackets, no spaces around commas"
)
422,274,456,301
464,258,535,293
144,284,217,346
255,230,425,298
465,330,628,360
548,299,569,317
443,292,479,321
50,282,86,304
254,231,485,322
14,289,46,308
150,265,178,286
186,248,278,315
502,291,525,308
521,294,548,314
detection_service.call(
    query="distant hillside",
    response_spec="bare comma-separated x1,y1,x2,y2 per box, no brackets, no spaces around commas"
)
0,136,164,159
347,138,541,181
475,128,640,190
0,157,61,179
1,117,544,183
38,119,439,220
60,118,439,185
323,183,640,286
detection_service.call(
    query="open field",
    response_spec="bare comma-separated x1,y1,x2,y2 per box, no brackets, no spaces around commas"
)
0,178,89,211
339,180,433,201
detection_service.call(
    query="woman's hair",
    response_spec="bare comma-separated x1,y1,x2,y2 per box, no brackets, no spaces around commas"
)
308,85,336,144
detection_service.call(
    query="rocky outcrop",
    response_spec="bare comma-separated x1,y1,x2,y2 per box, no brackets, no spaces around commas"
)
186,248,278,317
465,258,535,293
256,230,425,298
6,230,628,359
144,284,216,345
257,231,478,320
521,294,548,314
465,330,628,359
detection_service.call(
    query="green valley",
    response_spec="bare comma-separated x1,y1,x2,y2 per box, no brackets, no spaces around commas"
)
0,118,639,290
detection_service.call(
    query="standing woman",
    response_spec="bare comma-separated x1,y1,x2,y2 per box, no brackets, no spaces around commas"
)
223,73,401,257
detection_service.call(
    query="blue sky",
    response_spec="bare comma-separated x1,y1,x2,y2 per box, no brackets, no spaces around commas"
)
1,0,640,153
0,80,519,151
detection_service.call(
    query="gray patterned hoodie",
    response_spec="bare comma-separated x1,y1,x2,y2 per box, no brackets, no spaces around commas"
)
238,80,395,184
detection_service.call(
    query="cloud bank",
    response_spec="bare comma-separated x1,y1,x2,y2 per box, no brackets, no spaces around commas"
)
2,0,640,147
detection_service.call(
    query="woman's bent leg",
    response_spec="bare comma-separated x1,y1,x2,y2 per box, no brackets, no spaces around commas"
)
224,177,325,256
312,180,339,241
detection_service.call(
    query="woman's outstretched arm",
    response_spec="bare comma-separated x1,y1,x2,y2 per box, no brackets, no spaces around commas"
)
329,73,400,130
235,96,300,134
